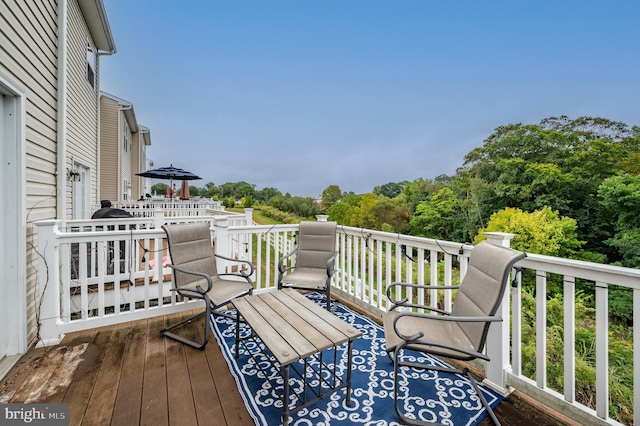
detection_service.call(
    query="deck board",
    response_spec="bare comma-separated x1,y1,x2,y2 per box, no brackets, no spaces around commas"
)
84,321,130,425
0,308,574,426
64,325,114,426
140,315,170,426
111,318,147,425
165,312,198,426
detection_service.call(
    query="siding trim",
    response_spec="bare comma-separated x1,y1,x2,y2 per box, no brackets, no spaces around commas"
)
0,72,28,357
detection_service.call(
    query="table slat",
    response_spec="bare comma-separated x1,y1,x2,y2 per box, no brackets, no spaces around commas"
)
233,297,298,365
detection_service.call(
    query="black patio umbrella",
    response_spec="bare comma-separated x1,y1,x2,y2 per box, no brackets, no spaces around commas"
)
136,164,202,196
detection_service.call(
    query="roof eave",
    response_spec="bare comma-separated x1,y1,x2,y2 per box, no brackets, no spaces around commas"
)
79,0,117,53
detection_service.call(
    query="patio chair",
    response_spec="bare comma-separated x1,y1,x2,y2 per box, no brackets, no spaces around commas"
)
277,221,338,311
383,241,525,425
161,222,254,349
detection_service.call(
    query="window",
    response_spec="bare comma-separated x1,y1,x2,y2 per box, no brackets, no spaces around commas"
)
123,180,131,200
123,121,129,152
86,43,95,88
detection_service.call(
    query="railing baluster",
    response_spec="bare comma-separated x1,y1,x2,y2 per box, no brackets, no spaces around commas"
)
635,288,640,426
595,281,609,419
563,276,576,403
443,252,452,312
511,268,522,376
429,249,438,310
535,270,547,388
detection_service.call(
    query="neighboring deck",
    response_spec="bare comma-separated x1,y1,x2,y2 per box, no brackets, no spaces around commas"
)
0,308,575,426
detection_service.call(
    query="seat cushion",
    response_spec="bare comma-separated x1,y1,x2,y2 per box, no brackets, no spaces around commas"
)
383,310,478,361
280,267,328,289
207,278,253,307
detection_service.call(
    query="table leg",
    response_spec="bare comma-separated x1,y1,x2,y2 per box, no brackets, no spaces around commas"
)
346,340,354,407
282,365,290,425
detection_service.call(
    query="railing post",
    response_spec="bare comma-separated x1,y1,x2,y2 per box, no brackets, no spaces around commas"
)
482,232,515,394
213,216,231,273
244,208,253,226
34,220,64,347
153,208,164,229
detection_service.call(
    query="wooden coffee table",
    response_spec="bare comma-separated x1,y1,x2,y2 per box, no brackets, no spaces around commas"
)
233,288,362,425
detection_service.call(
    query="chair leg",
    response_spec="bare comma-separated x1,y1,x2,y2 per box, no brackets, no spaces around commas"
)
161,295,213,350
392,345,501,426
325,284,337,312
161,309,209,350
392,345,442,426
463,368,501,426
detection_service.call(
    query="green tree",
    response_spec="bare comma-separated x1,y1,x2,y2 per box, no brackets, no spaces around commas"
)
494,159,575,213
410,187,458,240
461,116,640,257
321,185,343,210
255,187,281,203
474,206,582,258
203,182,220,198
242,195,255,208
598,172,640,267
401,178,441,214
370,197,410,233
151,182,169,196
351,193,378,229
373,181,404,198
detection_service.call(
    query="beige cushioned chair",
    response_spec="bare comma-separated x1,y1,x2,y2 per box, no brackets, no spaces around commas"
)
277,221,337,310
383,241,525,425
161,222,254,349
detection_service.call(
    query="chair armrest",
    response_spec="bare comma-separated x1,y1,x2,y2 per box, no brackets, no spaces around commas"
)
395,338,491,362
167,264,213,293
386,282,459,311
169,286,207,298
278,249,297,273
326,251,337,277
214,253,255,279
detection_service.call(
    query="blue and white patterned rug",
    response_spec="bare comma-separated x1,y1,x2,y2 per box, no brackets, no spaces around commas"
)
211,296,503,426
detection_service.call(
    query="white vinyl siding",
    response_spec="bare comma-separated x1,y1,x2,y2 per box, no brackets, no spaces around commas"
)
99,95,119,202
0,0,59,346
65,0,99,217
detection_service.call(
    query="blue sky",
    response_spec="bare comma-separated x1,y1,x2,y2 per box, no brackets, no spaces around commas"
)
101,1,640,196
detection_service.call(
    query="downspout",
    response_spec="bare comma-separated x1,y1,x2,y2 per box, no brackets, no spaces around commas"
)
95,49,115,206
118,104,132,201
56,0,68,226
139,128,150,196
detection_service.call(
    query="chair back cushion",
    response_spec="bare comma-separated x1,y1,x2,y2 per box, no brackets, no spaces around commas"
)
452,242,525,352
294,221,337,269
162,223,218,289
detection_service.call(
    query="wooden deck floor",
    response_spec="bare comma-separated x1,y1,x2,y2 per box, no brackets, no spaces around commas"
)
0,309,576,426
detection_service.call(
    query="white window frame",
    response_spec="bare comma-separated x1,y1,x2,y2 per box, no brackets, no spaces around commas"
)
86,42,95,89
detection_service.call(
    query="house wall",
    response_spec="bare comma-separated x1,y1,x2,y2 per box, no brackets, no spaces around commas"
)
65,0,99,216
130,128,151,200
131,132,142,199
99,94,119,202
0,0,59,346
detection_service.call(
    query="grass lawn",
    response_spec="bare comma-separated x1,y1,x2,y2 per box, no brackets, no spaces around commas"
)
226,207,282,225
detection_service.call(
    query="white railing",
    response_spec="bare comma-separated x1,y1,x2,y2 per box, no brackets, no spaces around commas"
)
35,210,254,339
507,253,639,426
111,199,228,217
34,215,638,426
